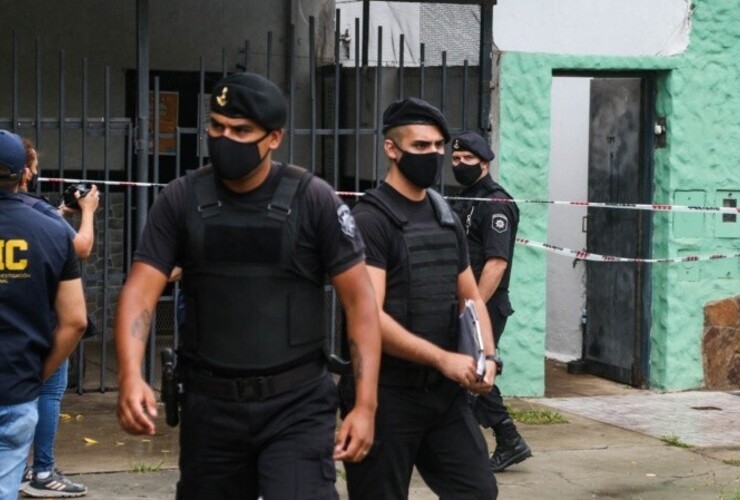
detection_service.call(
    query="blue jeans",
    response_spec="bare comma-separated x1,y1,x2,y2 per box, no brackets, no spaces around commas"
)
0,399,38,499
32,359,68,473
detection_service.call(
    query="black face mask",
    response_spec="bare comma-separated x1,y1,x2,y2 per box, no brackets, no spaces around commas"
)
207,133,269,181
453,163,482,187
394,144,444,189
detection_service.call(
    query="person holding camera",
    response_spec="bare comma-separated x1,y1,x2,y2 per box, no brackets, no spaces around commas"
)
115,72,380,499
0,129,87,498
16,139,99,497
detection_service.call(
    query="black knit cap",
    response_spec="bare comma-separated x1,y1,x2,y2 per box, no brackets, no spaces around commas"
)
452,130,495,162
382,97,450,143
210,72,287,131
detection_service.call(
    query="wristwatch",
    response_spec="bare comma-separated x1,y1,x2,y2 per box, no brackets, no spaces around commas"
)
485,354,503,375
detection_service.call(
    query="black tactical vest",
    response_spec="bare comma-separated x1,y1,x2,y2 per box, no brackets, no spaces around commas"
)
359,187,460,372
451,178,517,282
180,164,326,372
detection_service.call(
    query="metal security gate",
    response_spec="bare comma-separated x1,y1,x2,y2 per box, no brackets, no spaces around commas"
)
584,77,654,387
1,10,491,392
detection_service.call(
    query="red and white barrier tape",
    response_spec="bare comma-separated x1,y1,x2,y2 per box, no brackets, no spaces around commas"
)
41,180,737,215
517,238,740,263
40,177,167,188
338,191,737,215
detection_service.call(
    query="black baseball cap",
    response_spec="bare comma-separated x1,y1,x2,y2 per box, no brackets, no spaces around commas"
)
0,130,26,179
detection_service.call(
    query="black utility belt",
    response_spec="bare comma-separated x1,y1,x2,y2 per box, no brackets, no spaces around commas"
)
379,366,446,389
184,360,326,402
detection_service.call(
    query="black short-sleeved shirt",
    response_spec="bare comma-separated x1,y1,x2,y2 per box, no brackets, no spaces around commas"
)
0,194,80,405
352,182,469,296
450,176,519,290
135,161,365,281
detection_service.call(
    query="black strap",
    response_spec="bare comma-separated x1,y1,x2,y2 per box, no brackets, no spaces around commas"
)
185,359,326,401
190,167,222,219
427,188,456,228
268,164,311,222
379,366,446,388
360,188,409,228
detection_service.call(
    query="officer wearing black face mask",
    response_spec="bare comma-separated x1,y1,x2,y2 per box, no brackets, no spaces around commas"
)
115,72,381,500
343,98,498,499
449,131,531,473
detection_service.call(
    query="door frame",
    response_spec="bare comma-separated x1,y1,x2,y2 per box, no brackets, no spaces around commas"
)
555,70,656,388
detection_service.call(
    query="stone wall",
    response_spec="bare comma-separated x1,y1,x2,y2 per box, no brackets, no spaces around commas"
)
702,295,740,390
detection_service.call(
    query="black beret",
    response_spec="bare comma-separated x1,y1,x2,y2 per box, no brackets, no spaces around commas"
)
382,97,450,143
210,73,287,131
452,131,495,162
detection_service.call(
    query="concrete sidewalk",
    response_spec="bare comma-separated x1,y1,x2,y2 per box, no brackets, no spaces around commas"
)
16,375,740,499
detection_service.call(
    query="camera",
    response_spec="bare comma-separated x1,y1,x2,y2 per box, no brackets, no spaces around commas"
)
61,183,93,210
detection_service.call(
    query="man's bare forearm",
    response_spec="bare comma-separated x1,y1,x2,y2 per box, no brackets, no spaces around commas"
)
379,312,446,370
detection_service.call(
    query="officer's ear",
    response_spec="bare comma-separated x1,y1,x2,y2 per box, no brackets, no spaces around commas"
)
266,128,284,150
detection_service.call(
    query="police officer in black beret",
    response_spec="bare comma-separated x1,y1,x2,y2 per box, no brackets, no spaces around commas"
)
343,98,498,499
115,73,381,499
449,130,531,473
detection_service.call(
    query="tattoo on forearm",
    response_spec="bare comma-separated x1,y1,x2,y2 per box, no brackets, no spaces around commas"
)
349,339,363,380
130,310,152,342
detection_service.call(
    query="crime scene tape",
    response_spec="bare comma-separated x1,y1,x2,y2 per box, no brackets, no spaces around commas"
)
444,196,739,215
41,180,737,215
517,238,740,263
338,192,737,215
40,177,168,188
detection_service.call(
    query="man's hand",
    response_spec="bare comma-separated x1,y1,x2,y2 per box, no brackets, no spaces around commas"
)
76,184,100,213
117,373,158,436
437,351,479,388
333,405,375,463
467,359,497,395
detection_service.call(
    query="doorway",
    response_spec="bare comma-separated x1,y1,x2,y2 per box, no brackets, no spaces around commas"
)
546,73,656,389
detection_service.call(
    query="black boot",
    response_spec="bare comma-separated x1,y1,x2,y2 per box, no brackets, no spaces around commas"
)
490,418,532,472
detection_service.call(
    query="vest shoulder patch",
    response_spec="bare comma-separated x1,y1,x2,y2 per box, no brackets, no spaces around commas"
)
491,213,509,233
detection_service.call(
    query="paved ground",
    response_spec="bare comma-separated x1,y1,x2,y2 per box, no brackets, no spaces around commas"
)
16,362,740,499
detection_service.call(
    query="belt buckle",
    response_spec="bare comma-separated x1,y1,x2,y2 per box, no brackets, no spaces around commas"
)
236,378,260,401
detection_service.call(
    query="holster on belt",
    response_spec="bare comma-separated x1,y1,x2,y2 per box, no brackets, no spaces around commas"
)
160,348,181,427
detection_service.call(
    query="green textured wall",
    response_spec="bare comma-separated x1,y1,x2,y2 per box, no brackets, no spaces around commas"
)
496,0,740,396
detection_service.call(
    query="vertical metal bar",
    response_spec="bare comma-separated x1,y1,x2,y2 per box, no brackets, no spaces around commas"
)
101,66,111,393
136,0,150,240
398,34,405,100
12,32,18,133
333,9,341,188
361,0,370,67
176,128,182,176
198,57,205,168
288,23,296,163
462,59,469,131
354,17,361,193
35,40,42,151
153,77,160,199
309,17,316,173
82,58,88,179
267,31,273,79
221,47,227,77
126,122,134,273
439,50,447,195
374,26,383,186
58,50,65,198
441,51,447,114
419,43,425,101
479,0,494,134
243,39,250,72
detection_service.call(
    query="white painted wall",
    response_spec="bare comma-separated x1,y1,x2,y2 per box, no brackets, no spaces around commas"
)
494,0,691,56
546,78,591,361
336,0,691,67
